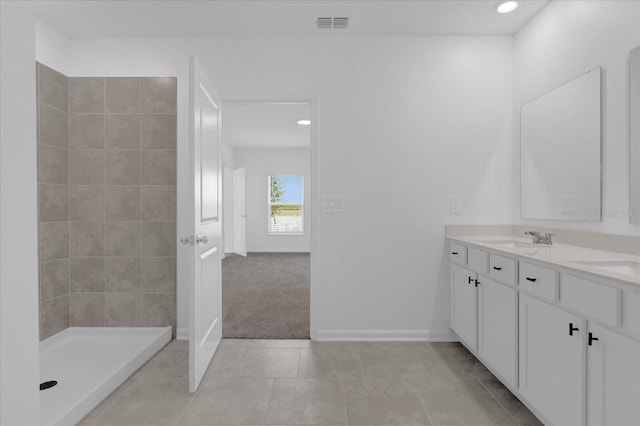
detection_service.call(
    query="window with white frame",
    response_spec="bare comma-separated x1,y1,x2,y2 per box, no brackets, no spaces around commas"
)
267,175,304,234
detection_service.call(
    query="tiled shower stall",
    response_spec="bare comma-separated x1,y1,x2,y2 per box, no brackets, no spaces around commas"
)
37,63,177,340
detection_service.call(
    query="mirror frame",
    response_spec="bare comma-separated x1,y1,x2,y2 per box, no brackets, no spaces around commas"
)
520,68,602,222
630,46,640,224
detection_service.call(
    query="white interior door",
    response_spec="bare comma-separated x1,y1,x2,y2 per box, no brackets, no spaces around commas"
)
223,164,233,254
186,56,222,393
232,168,247,256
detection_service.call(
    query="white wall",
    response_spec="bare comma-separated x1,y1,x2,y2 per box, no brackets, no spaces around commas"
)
66,35,513,340
235,147,311,252
514,0,640,236
1,3,41,424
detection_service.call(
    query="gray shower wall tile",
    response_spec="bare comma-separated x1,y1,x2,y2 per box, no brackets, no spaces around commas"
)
70,258,105,292
39,221,69,262
38,63,68,112
39,258,69,301
40,295,70,340
70,221,105,257
105,114,140,149
69,149,105,185
140,293,176,328
105,78,141,113
38,143,68,185
140,185,176,220
38,104,68,148
69,77,104,113
105,149,140,185
70,293,105,326
141,222,176,257
38,71,178,339
69,114,104,149
39,184,69,222
140,114,176,149
106,258,140,292
105,293,139,326
140,258,176,293
70,185,104,220
105,186,140,220
106,221,140,257
141,149,176,185
141,77,177,113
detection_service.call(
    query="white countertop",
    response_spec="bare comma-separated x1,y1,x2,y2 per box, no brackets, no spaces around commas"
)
447,235,640,288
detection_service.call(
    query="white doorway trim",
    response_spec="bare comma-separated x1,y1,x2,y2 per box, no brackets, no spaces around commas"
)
222,97,319,340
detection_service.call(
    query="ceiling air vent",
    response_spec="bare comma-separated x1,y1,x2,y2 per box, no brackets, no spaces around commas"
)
316,17,349,30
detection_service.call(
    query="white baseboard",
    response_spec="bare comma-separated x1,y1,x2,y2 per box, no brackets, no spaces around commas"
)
176,328,188,341
314,329,459,342
245,249,311,253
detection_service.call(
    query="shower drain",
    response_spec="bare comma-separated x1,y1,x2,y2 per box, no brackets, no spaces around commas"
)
39,380,57,391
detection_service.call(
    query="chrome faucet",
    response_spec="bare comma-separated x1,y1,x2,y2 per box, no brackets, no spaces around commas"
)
524,231,554,245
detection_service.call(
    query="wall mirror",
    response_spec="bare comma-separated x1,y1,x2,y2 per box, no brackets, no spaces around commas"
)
630,46,640,225
521,68,601,222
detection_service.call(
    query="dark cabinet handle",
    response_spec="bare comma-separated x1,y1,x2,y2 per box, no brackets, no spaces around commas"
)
569,323,579,336
474,279,480,287
468,276,474,284
452,252,459,255
588,332,599,346
493,266,503,271
526,277,537,282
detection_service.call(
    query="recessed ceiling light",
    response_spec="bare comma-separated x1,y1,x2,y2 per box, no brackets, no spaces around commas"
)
296,120,311,126
495,0,519,14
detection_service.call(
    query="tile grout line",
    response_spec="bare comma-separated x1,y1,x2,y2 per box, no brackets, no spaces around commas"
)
341,376,350,426
66,75,71,332
138,78,143,327
102,77,107,327
408,377,435,426
477,378,523,426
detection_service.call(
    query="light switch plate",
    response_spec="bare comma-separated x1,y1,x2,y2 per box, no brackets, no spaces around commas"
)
561,194,575,214
321,196,343,213
450,196,461,214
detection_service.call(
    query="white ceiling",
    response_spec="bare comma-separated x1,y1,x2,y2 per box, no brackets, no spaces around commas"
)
223,103,311,148
34,1,550,149
34,0,551,38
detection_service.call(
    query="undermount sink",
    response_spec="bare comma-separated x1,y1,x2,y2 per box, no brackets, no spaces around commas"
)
481,240,538,249
575,261,640,279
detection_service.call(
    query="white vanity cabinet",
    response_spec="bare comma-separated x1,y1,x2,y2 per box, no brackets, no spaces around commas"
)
478,276,517,387
448,239,640,426
586,323,640,426
449,247,517,387
451,264,478,350
519,293,586,426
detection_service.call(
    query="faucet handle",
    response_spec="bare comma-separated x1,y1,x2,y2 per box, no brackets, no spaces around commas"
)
524,231,540,236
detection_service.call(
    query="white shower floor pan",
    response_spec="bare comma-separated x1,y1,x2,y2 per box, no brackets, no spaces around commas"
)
40,326,172,426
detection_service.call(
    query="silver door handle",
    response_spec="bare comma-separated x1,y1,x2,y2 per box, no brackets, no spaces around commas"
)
196,235,209,245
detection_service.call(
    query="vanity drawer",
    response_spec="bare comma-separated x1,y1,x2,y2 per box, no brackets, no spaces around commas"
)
450,243,467,265
561,274,621,327
489,254,517,286
468,247,489,274
519,262,558,301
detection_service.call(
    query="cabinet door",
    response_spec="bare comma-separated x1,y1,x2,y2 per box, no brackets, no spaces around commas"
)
519,294,586,426
451,265,477,350
478,277,517,387
587,324,640,426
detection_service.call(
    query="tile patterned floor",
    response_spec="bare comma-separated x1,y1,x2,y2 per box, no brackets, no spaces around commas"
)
78,339,543,426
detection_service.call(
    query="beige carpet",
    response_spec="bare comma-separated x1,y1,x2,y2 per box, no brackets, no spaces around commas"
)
221,252,310,339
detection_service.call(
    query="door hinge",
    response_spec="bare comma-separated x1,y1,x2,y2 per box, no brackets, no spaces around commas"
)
180,236,195,246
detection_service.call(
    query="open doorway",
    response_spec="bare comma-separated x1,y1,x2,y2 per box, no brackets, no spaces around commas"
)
221,102,311,338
